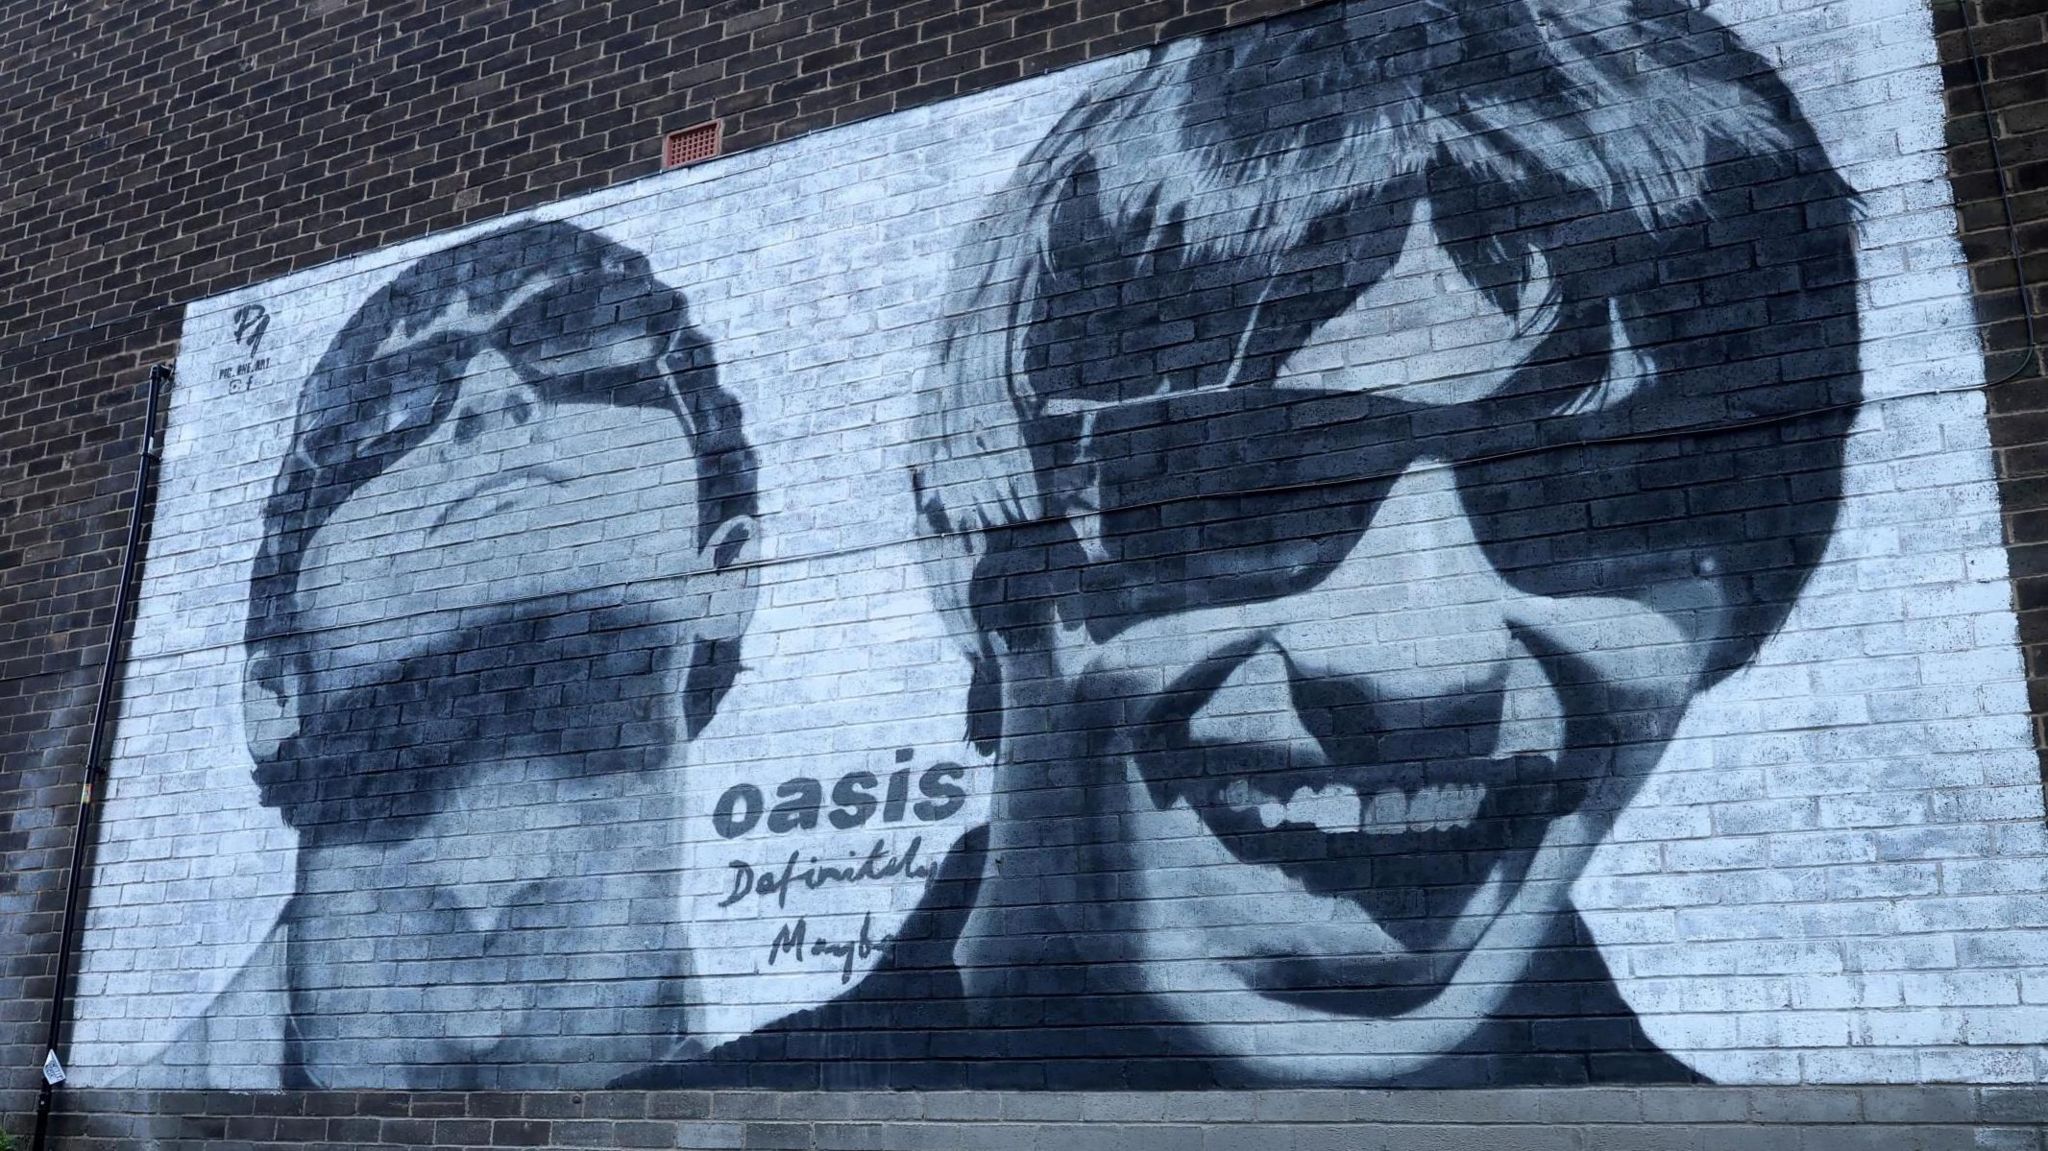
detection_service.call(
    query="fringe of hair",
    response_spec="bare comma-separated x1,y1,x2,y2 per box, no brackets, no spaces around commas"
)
913,0,1812,650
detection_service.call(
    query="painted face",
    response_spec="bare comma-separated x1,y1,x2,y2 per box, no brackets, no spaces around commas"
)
973,202,1722,1082
277,348,720,1088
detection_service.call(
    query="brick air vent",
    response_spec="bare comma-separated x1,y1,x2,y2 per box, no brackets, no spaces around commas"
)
664,121,721,169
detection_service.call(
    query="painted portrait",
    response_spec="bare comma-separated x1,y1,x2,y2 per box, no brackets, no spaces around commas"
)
909,0,1860,1086
156,219,759,1089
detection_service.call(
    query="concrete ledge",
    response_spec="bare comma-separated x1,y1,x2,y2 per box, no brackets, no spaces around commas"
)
9,1087,2046,1150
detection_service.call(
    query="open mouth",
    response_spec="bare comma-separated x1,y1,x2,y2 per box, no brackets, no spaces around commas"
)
1144,749,1579,950
1129,641,1588,987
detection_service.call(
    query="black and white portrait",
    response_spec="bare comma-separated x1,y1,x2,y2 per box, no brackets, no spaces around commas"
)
910,0,1861,1086
159,219,760,1089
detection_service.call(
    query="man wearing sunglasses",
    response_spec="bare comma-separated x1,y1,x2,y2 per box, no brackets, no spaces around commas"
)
148,220,759,1088
912,0,1862,1087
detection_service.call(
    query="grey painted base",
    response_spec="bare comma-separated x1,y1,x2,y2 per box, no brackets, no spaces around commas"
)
11,1087,2048,1150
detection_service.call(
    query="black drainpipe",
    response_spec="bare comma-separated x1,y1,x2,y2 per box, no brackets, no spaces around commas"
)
31,362,172,1151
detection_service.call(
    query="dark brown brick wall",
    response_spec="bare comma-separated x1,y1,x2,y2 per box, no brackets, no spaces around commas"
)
1943,0,2048,747
0,0,1320,1115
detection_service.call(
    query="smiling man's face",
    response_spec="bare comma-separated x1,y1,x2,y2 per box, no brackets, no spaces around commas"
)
276,350,715,1088
977,202,1721,1083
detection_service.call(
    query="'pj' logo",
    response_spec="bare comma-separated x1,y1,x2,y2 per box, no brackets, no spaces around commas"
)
232,304,270,356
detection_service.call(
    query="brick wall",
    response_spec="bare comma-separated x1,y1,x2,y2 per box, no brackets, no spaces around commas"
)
1942,0,2048,748
36,1086,2048,1150
6,0,2048,1143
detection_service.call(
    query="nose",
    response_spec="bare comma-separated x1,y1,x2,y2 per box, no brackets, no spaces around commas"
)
1198,457,1568,768
1256,454,1707,720
448,347,544,446
1261,457,1520,690
431,877,521,941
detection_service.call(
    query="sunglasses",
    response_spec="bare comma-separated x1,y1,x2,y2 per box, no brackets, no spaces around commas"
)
1000,368,1845,647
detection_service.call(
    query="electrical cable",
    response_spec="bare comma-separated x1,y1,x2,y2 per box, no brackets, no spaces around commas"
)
1956,0,2042,389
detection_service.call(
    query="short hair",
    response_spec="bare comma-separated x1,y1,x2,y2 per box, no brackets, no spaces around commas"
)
913,0,1861,747
245,219,756,822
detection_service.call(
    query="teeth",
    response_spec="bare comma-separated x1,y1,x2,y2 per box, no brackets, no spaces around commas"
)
1440,783,1484,827
1412,783,1484,832
1220,781,1291,830
1221,778,1254,811
1408,785,1440,830
1363,789,1409,833
1361,784,1485,834
1279,783,1362,833
1217,780,1485,835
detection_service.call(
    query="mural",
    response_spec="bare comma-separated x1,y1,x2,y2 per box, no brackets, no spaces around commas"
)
66,0,2048,1093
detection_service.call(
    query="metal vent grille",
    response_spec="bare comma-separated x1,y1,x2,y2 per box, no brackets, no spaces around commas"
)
664,121,721,169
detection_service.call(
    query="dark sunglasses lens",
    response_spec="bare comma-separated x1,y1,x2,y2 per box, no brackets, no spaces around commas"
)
1075,389,1420,634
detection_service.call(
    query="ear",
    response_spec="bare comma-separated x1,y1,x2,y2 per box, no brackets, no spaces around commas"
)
241,651,301,764
693,514,759,642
